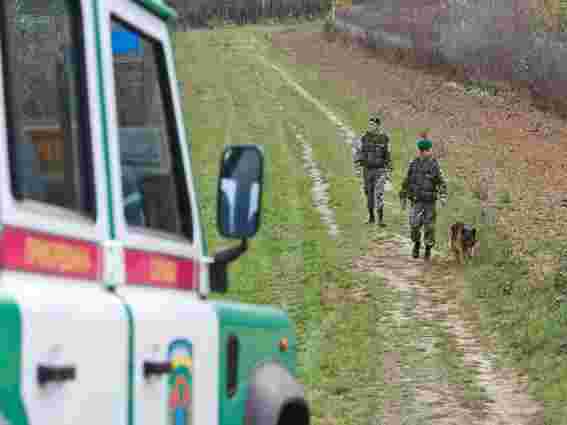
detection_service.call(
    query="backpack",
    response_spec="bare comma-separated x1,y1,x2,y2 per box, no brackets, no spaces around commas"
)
361,132,389,168
407,157,441,202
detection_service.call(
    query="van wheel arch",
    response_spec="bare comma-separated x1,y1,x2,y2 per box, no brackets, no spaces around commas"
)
245,361,310,425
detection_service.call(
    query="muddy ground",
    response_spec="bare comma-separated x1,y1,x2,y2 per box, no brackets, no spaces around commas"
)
354,238,544,425
267,28,556,424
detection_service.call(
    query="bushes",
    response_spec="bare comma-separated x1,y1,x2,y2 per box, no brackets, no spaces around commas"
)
333,2,567,117
173,0,327,30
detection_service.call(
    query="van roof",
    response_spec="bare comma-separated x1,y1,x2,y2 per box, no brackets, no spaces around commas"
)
136,0,178,21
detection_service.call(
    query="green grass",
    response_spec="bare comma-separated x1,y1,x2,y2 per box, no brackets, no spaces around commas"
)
462,79,501,97
466,238,567,423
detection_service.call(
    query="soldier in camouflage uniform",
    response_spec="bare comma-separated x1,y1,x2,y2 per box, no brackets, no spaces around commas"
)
353,115,392,226
399,132,448,260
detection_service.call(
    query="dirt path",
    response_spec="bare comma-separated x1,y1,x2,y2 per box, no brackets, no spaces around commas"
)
252,28,546,425
354,238,544,425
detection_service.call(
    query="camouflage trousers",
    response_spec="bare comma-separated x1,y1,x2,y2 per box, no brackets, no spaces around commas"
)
363,168,387,211
408,200,437,247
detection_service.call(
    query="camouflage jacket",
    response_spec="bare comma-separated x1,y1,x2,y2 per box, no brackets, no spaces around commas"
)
352,130,392,172
399,157,448,203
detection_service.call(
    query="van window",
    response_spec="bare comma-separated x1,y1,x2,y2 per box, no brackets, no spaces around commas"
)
111,18,192,241
0,0,95,216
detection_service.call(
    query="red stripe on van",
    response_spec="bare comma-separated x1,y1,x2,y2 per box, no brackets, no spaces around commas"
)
124,249,197,290
0,226,101,280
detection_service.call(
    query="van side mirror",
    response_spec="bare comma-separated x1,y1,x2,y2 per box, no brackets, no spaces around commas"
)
210,145,264,294
217,145,263,239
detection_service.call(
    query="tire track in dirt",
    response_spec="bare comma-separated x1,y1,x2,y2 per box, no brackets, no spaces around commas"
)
447,272,544,425
354,238,545,425
357,238,483,425
294,128,341,238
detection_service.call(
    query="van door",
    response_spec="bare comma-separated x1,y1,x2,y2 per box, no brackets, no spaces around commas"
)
0,1,128,424
97,2,219,424
3,277,129,425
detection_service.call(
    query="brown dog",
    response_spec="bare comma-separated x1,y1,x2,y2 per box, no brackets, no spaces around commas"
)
449,222,478,264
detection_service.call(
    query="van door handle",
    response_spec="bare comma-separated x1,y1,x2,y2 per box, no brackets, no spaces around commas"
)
143,360,172,378
37,364,76,385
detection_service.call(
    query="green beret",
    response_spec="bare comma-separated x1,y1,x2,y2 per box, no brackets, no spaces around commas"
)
417,139,432,151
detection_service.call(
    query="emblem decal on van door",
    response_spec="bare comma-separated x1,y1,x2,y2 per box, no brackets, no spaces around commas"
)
167,339,193,425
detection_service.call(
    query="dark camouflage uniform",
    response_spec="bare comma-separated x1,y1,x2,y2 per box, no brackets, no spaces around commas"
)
353,129,392,218
399,156,448,247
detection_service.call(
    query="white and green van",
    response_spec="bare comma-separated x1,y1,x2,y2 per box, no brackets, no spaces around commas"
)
0,1,309,424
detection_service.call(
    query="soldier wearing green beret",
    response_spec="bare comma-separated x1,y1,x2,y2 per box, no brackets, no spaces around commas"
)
353,114,392,226
399,131,448,260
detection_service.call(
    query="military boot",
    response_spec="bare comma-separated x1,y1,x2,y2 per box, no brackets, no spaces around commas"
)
412,241,420,259
424,246,432,261
377,207,386,227
367,208,375,224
